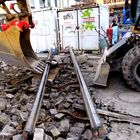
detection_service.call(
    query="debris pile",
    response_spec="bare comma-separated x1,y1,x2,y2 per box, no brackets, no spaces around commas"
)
0,51,140,140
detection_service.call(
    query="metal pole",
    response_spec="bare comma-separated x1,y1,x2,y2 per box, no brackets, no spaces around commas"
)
69,46,101,129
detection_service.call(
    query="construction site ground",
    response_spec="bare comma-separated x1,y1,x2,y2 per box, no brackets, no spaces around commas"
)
79,53,140,140
0,52,140,140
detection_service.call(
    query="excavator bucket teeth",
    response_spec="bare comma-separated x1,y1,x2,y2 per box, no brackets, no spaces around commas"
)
93,61,110,87
0,26,46,73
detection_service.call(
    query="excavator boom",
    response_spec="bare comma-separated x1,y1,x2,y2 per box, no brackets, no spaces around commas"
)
0,0,45,73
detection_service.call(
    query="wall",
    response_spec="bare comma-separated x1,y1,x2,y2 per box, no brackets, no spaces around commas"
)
29,0,77,9
58,6,109,50
30,9,57,53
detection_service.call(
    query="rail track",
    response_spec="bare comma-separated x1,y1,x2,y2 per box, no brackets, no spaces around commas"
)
0,47,140,140
16,47,107,140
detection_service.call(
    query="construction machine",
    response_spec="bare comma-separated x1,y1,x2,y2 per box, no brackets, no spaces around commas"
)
94,0,140,91
0,0,46,73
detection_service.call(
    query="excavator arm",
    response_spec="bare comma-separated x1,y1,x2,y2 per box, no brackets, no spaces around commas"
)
0,0,45,73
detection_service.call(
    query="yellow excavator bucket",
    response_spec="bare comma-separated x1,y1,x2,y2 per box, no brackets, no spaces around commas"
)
0,0,46,73
0,26,46,73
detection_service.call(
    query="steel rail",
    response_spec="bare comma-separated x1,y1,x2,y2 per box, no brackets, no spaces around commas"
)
21,60,51,140
69,47,101,129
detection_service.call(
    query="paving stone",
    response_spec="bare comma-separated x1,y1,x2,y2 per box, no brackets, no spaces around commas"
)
74,123,85,129
55,97,64,106
67,138,79,140
67,133,79,140
33,128,44,140
45,134,53,140
71,72,76,78
77,99,84,104
37,123,46,130
66,98,73,103
0,98,7,111
72,103,85,110
82,129,92,140
12,104,21,110
1,125,16,134
50,109,58,115
6,104,12,110
19,111,28,122
19,94,28,105
59,119,70,134
0,133,12,140
6,94,14,99
12,134,22,140
55,113,65,120
26,103,33,112
63,102,71,108
76,54,88,64
43,100,51,109
50,92,59,99
70,127,84,136
11,108,20,116
20,105,28,112
10,122,18,128
11,115,18,122
57,138,65,140
0,86,4,90
51,89,58,92
50,126,60,138
0,113,10,126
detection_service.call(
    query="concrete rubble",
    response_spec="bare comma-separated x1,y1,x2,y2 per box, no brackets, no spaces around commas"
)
0,52,139,140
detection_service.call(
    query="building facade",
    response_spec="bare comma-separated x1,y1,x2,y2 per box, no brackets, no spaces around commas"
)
29,0,78,9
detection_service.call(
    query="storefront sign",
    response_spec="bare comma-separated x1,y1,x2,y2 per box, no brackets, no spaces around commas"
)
103,0,125,4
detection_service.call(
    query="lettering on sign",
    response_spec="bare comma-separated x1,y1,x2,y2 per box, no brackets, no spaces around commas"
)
63,13,73,20
60,12,75,25
83,17,95,23
104,0,125,4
